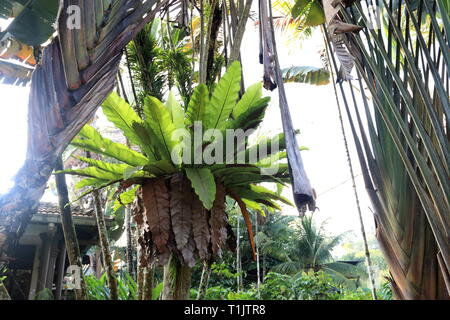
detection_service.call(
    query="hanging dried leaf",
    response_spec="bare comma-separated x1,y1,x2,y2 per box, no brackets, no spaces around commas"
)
157,250,172,266
170,173,193,250
209,182,228,258
180,236,197,268
137,229,153,266
132,187,145,225
259,0,277,91
192,193,211,261
333,34,356,82
142,178,171,254
323,0,363,82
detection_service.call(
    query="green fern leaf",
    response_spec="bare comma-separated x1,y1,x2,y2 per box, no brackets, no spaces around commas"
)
232,82,264,118
204,61,242,130
73,125,149,167
56,167,122,181
225,97,270,131
186,84,209,127
165,91,185,130
143,96,179,163
185,168,216,209
102,92,144,147
74,177,109,190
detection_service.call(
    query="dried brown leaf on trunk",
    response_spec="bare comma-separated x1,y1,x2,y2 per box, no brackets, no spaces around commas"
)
259,0,277,91
180,236,197,268
170,173,193,251
323,0,363,82
142,178,171,254
333,21,363,34
191,193,211,261
137,229,153,266
209,182,227,258
132,187,145,226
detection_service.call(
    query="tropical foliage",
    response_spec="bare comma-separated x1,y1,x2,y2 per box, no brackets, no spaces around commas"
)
0,0,447,302
323,0,450,299
271,215,364,286
57,61,294,297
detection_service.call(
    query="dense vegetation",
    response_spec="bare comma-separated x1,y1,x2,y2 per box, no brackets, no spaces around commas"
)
0,0,448,301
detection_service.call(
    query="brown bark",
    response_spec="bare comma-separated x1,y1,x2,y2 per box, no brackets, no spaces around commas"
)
54,156,87,300
0,0,165,263
92,190,118,300
125,208,136,280
162,254,193,300
205,1,223,86
142,266,154,300
137,263,145,300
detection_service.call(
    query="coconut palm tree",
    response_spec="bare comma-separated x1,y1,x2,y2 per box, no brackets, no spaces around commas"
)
272,216,361,283
322,0,450,299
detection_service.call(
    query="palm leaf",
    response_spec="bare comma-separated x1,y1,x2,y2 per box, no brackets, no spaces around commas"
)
281,66,330,85
291,0,325,26
325,0,450,299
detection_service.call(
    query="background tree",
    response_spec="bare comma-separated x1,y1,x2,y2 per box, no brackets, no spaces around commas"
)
272,215,364,287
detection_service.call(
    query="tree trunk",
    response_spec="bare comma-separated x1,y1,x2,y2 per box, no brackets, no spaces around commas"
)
125,208,136,280
162,254,192,300
236,216,242,292
92,190,118,300
197,260,212,300
0,0,163,263
142,266,154,300
255,212,261,296
54,156,87,300
137,263,145,300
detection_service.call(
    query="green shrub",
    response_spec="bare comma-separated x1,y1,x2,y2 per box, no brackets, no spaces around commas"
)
336,288,373,300
85,272,137,300
292,271,339,300
259,272,295,300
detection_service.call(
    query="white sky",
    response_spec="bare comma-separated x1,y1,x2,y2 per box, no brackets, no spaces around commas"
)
0,22,376,249
239,25,376,242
